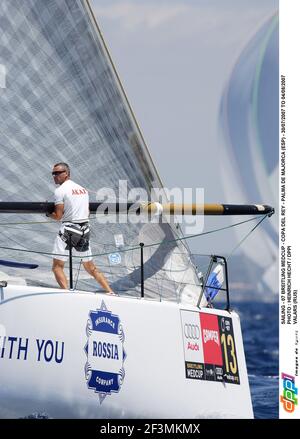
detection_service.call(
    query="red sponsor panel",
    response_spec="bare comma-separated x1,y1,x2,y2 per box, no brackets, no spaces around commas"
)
200,313,223,366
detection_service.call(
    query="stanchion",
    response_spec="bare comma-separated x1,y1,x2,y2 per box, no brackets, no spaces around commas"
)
140,242,144,298
68,235,73,290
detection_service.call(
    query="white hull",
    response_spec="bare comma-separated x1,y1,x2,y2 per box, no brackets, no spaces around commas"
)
0,285,253,418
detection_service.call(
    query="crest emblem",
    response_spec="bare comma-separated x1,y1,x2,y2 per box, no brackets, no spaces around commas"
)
85,301,126,404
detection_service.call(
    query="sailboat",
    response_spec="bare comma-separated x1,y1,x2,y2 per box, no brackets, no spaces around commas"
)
219,13,279,297
0,0,273,419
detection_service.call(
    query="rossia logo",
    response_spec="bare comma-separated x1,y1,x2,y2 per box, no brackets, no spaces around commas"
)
85,301,126,404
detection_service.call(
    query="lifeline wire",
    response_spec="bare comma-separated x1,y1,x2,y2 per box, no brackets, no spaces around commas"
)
0,214,267,259
227,214,269,260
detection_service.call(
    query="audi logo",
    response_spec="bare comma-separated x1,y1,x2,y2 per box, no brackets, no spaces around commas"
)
184,324,200,340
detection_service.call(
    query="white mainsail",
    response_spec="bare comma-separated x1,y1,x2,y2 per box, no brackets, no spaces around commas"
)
0,0,200,303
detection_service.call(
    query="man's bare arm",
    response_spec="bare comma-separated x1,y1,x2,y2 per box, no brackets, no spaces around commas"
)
48,204,64,221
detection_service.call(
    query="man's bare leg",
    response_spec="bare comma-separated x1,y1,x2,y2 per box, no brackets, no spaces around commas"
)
83,260,114,294
52,259,68,289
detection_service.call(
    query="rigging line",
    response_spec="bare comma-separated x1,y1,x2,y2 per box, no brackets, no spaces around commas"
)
74,259,83,290
70,276,186,298
0,220,54,226
168,224,198,277
87,215,268,258
0,212,257,230
73,273,198,293
153,268,202,288
191,262,212,275
0,215,100,227
226,214,269,260
2,225,56,234
0,214,267,259
89,230,119,249
92,214,268,256
0,245,71,258
85,189,130,204
82,258,202,289
170,222,191,253
0,229,31,252
146,214,267,247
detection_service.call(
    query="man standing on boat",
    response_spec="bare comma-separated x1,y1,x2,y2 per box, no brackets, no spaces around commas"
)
47,162,114,294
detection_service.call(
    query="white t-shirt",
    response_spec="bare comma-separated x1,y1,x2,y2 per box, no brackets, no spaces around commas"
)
54,179,89,223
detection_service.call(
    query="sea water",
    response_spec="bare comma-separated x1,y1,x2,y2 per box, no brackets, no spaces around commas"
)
235,301,279,419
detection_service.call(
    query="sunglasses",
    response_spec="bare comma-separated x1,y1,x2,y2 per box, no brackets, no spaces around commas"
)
52,170,66,176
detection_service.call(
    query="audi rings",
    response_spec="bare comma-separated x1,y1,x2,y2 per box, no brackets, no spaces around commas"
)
184,324,200,340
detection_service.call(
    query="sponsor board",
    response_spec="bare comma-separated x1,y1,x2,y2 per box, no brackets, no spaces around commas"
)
181,310,240,384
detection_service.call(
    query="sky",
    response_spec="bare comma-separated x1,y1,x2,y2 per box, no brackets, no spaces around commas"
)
90,0,278,254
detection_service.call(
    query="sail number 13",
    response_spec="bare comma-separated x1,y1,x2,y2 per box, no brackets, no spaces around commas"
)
221,333,237,374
